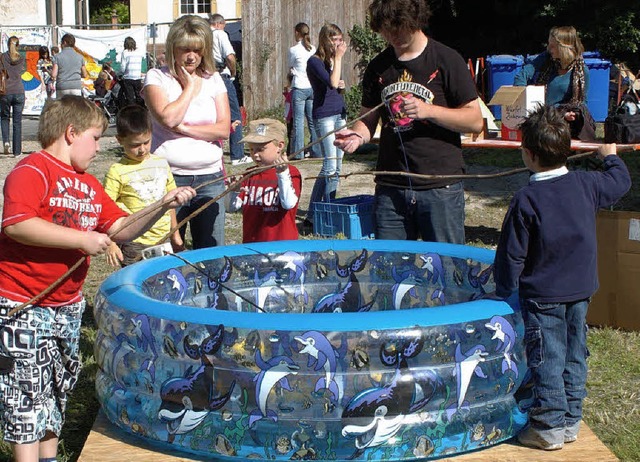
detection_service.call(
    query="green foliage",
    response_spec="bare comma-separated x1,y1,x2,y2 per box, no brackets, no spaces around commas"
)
344,16,386,121
427,0,640,69
254,104,285,122
256,41,275,75
90,1,130,26
347,17,386,79
344,83,363,122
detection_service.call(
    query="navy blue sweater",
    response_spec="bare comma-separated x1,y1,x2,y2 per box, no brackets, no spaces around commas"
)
494,155,631,302
306,55,345,120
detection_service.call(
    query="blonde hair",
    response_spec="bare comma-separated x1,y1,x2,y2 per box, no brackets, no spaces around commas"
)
548,26,584,69
165,15,215,79
38,96,107,149
7,36,20,63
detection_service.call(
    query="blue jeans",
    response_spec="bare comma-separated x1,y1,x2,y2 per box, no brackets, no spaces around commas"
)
173,172,225,249
291,87,318,159
374,182,465,243
521,298,589,438
221,75,244,161
0,93,25,155
307,114,346,220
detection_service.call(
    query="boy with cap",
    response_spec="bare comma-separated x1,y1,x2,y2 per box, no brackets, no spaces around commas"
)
230,118,302,243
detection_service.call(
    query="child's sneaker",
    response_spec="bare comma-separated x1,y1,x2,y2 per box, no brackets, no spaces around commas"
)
516,427,564,451
3,143,9,155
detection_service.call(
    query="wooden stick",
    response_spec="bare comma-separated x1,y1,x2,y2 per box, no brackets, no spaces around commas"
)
305,148,637,182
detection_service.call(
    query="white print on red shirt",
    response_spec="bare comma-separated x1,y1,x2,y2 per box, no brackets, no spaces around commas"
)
244,185,281,209
50,175,103,230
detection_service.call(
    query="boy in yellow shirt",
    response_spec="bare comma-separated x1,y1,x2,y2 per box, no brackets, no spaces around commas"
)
104,105,184,266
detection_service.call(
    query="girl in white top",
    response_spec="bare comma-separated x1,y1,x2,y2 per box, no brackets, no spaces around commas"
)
143,15,231,249
120,36,146,106
288,22,319,159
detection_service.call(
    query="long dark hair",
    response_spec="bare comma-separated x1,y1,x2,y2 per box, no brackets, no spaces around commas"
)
38,46,50,61
295,22,312,52
315,23,342,68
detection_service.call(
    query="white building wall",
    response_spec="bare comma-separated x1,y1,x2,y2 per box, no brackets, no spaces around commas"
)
0,0,42,26
61,0,77,25
215,1,237,20
148,2,174,24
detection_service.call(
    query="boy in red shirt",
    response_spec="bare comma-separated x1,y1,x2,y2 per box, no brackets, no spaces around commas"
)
0,96,195,462
229,118,302,243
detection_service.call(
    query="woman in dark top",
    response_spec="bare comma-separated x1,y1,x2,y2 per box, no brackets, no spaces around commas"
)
304,23,347,226
1,36,25,156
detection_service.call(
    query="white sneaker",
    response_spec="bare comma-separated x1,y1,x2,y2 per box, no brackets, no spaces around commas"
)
516,427,564,451
3,143,9,155
231,156,253,166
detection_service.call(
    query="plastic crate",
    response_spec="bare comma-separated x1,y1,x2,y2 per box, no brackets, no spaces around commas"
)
312,195,375,239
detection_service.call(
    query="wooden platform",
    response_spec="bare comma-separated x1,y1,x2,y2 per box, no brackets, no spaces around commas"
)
78,412,618,462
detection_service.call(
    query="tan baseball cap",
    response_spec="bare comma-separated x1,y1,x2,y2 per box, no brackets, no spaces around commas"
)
239,118,287,144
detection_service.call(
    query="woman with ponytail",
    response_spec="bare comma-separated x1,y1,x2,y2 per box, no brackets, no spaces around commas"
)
288,22,318,159
1,36,25,156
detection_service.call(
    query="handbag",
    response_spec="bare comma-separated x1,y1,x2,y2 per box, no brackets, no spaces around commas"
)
557,102,597,142
0,56,8,96
604,90,640,144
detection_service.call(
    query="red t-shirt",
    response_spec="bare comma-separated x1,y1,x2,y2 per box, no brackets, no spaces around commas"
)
238,166,301,243
0,151,127,306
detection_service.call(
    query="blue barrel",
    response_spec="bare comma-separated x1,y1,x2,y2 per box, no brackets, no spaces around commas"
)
585,57,611,122
486,55,524,119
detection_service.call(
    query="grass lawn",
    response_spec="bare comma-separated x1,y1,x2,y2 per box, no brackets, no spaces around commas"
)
1,146,639,461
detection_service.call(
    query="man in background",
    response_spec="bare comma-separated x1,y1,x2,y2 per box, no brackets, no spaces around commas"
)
209,13,250,166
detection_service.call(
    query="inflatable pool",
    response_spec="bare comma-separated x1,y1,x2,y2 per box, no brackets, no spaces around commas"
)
94,240,527,460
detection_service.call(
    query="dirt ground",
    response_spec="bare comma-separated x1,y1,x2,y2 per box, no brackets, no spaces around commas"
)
0,137,526,249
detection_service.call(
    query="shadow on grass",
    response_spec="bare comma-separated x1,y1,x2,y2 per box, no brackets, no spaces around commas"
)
465,225,501,248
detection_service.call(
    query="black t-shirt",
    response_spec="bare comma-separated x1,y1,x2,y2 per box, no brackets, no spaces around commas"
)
362,39,478,189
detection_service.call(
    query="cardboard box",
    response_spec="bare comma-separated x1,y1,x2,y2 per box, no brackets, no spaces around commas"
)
589,210,640,330
488,85,545,141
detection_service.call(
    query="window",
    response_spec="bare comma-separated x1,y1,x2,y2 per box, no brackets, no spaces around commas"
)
180,0,211,14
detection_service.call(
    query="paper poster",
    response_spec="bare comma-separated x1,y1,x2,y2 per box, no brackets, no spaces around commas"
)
1,27,52,115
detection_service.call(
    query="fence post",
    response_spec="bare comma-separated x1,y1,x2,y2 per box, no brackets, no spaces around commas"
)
152,23,157,67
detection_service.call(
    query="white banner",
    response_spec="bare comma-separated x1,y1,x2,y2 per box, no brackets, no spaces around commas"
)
56,26,148,79
0,26,52,115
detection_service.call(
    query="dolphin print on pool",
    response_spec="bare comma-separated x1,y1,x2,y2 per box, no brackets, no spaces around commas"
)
485,315,519,378
206,256,233,310
294,330,347,403
454,343,489,409
249,350,300,428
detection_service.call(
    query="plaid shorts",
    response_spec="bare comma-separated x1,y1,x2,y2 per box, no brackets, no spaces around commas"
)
0,297,85,443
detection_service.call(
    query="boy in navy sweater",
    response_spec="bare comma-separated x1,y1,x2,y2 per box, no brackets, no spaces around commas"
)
494,105,631,451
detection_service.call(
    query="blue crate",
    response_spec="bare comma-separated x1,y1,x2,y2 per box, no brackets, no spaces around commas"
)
312,195,375,239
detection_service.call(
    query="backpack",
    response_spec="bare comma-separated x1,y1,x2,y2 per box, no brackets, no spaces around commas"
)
604,90,640,144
